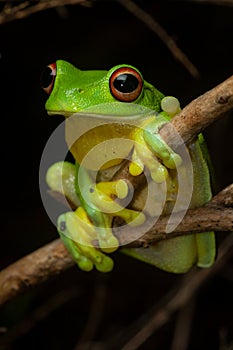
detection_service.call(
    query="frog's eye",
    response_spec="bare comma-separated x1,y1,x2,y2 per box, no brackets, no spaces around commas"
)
40,62,57,94
110,67,143,102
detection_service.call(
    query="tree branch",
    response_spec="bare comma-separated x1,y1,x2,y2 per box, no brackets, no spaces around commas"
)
0,185,232,306
0,76,232,306
117,0,200,78
118,184,233,247
185,0,233,6
160,74,233,148
0,240,74,305
0,0,89,25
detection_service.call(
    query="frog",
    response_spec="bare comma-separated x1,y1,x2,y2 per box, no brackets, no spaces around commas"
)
40,60,216,273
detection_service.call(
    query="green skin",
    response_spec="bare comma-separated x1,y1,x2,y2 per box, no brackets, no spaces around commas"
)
44,60,215,273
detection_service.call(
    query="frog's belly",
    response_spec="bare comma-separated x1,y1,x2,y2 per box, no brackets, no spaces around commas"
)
66,122,135,170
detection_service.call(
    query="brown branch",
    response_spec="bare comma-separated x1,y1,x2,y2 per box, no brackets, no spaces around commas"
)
118,184,233,247
0,0,89,24
186,0,233,5
0,76,233,306
0,240,74,305
0,185,232,306
170,298,196,350
160,74,233,148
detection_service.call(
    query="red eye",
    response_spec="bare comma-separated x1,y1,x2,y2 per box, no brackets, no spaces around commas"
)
40,62,56,94
109,67,143,102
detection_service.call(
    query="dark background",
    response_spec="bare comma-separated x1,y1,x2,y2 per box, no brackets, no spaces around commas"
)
0,1,233,349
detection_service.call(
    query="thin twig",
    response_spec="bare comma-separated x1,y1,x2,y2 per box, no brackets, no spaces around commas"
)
1,287,83,348
185,0,233,5
0,0,89,24
116,0,200,78
74,278,107,350
170,298,196,350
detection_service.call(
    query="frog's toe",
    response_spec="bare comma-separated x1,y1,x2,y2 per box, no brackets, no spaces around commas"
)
88,180,129,213
148,162,169,183
117,208,146,226
98,231,119,253
161,96,180,116
76,256,94,272
129,154,144,176
143,128,182,170
81,242,114,272
130,147,169,183
96,179,129,199
162,151,182,169
95,254,114,272
77,244,114,272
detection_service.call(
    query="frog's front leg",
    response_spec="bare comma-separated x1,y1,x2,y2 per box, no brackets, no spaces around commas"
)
129,96,182,182
130,116,182,182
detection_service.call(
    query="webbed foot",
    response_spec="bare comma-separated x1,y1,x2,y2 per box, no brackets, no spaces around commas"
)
58,207,114,272
130,114,182,182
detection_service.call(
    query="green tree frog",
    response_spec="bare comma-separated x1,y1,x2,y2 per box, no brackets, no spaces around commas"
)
41,60,215,273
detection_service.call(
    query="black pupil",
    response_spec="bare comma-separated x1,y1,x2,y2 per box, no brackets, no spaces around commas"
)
40,66,54,88
113,73,139,93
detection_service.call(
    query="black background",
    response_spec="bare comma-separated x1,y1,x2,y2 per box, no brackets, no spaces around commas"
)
0,1,233,349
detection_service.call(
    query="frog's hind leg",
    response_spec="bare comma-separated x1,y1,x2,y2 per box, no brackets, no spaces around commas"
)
57,207,114,272
122,230,216,273
50,162,147,272
122,235,197,273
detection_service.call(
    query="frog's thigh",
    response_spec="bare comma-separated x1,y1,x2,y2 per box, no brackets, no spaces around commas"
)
123,235,197,273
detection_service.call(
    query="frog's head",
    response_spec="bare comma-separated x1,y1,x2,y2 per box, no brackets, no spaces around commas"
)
40,60,165,117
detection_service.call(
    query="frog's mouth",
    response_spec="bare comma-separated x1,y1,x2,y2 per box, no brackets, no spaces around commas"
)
47,102,155,119
47,110,74,118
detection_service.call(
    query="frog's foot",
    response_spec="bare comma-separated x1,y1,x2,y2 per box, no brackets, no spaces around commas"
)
129,116,182,182
58,207,114,272
87,180,146,230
